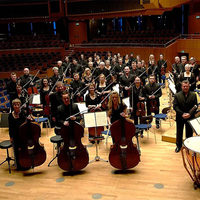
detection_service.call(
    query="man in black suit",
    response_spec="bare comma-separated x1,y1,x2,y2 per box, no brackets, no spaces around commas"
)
173,80,198,153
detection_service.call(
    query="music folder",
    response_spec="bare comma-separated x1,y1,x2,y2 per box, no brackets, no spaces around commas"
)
83,111,108,128
188,116,200,135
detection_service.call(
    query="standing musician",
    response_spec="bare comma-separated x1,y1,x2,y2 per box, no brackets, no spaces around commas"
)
56,91,81,133
115,58,126,77
96,74,112,110
123,54,130,66
179,56,187,73
8,99,28,170
82,68,93,86
79,54,88,68
137,61,147,86
49,81,65,129
178,64,196,92
85,83,102,140
130,61,138,79
119,66,134,98
94,62,110,83
129,77,145,125
107,91,128,124
148,60,158,81
49,67,62,91
173,80,198,153
63,56,71,77
70,73,86,103
144,75,162,129
189,57,199,80
70,58,83,77
19,68,34,90
157,54,167,84
172,56,182,85
7,72,18,107
40,78,51,116
93,55,101,68
57,60,64,76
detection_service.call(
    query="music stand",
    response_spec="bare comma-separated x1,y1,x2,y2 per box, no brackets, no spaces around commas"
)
188,117,200,135
84,111,108,163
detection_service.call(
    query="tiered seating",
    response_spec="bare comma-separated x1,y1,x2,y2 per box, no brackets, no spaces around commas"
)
0,34,65,50
0,52,62,72
87,30,179,46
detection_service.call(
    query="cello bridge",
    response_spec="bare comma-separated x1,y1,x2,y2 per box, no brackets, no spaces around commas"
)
120,145,127,149
69,146,77,150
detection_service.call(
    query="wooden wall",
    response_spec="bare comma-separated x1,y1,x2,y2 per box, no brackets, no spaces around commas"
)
68,21,88,44
188,14,200,34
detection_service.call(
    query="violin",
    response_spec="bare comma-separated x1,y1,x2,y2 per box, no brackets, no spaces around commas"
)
27,85,39,96
18,119,46,169
136,102,145,117
150,100,158,113
109,118,140,170
57,120,89,171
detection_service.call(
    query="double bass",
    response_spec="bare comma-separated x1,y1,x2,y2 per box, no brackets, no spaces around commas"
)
18,119,46,169
57,105,89,171
109,118,140,170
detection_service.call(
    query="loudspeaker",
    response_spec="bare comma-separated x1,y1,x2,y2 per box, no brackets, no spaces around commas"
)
0,113,9,127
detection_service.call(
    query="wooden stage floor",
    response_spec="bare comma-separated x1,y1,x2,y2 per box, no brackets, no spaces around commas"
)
0,86,200,200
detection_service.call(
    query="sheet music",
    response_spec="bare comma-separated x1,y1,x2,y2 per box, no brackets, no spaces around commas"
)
122,97,131,109
83,111,108,127
75,102,88,114
32,94,41,104
83,113,96,128
189,117,200,135
95,111,108,126
168,81,176,94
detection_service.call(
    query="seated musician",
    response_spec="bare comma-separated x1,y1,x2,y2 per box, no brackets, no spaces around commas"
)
143,74,162,129
129,77,145,125
8,99,28,170
56,91,81,134
49,81,65,129
70,72,86,103
85,83,102,141
96,74,111,110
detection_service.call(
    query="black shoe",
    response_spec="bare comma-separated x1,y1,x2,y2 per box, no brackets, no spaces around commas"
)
175,147,181,153
156,124,160,129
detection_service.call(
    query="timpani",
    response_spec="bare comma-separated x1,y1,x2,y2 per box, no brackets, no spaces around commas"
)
181,136,200,189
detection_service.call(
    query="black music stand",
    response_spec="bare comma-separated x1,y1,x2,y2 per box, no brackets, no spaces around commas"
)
84,111,108,163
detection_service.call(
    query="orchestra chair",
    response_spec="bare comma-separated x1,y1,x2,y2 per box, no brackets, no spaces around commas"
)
35,117,51,135
135,115,156,143
0,140,14,173
153,107,171,128
101,129,111,144
48,135,63,167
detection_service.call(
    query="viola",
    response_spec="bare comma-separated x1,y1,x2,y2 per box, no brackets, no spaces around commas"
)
57,121,89,171
136,102,145,117
18,119,46,169
43,94,51,116
150,100,158,113
109,118,140,170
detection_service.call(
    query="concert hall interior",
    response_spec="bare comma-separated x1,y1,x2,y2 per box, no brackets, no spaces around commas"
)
1,0,200,199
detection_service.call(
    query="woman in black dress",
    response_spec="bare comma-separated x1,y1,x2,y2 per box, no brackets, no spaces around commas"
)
8,98,27,170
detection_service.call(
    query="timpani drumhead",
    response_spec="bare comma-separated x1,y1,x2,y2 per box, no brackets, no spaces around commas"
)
183,136,200,153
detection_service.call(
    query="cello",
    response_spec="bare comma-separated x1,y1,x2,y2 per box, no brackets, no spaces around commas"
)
57,96,89,171
58,120,89,171
18,119,46,169
109,118,140,170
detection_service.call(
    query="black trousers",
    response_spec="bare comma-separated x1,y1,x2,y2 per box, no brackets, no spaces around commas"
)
176,118,193,148
147,104,159,125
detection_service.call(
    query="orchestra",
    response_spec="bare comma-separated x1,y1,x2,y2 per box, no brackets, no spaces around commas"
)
2,51,200,173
